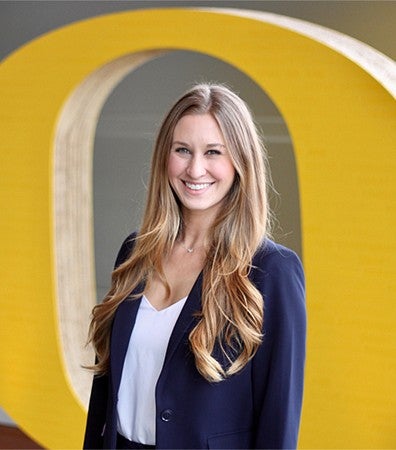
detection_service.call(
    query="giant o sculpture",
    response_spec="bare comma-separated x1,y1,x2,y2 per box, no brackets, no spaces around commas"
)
0,8,395,449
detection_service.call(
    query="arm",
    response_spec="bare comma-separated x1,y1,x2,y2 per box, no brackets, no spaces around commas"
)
252,245,306,449
83,233,137,448
83,373,109,449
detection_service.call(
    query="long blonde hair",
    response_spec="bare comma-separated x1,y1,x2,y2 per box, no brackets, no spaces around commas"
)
88,83,272,382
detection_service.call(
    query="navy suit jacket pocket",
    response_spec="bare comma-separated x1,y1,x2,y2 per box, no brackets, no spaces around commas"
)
207,428,253,449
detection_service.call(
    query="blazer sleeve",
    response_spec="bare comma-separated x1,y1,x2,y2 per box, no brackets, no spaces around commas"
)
83,373,109,449
252,245,306,449
83,233,137,449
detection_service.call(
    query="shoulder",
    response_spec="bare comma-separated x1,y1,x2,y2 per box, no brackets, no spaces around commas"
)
251,239,306,331
252,238,304,281
114,232,138,268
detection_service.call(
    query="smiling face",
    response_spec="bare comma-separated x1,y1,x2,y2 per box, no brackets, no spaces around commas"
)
167,113,236,220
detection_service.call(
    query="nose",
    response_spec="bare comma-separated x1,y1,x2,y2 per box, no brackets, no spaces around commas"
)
186,154,206,179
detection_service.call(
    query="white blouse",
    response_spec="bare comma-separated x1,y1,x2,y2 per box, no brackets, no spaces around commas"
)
116,295,187,445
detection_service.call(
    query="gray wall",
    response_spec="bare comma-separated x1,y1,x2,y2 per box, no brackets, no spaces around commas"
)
1,1,395,62
1,0,394,428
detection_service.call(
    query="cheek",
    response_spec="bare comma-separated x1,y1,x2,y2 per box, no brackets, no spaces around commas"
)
215,161,236,184
167,154,183,179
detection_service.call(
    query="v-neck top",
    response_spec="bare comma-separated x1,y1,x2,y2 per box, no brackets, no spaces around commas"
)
116,294,188,445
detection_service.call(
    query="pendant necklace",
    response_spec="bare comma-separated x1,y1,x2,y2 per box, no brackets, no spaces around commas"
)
179,241,194,253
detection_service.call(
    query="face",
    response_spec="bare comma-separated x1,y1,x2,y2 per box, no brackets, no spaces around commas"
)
168,113,236,219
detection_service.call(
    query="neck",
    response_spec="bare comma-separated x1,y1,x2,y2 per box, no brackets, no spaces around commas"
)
179,210,215,250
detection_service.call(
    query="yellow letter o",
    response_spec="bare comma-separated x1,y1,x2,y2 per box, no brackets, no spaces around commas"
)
0,8,395,449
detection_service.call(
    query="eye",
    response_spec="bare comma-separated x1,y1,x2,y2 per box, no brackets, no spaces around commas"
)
206,149,222,156
175,147,190,155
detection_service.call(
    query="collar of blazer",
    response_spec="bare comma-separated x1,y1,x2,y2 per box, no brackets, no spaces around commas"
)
110,272,203,397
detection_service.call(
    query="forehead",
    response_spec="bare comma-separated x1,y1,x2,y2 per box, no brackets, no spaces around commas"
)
173,113,225,143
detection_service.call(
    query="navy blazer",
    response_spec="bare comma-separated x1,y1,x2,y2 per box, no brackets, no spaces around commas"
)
84,235,306,449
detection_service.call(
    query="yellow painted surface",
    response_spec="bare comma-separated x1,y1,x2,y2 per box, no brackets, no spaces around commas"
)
0,8,395,449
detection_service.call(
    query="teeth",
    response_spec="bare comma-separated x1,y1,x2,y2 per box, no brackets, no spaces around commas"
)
185,182,211,190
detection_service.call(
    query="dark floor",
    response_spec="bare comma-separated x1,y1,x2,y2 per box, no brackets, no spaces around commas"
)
0,425,43,449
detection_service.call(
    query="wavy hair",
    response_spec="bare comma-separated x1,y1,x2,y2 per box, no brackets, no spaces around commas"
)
88,83,272,382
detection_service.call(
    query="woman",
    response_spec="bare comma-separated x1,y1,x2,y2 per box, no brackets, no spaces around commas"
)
84,83,306,449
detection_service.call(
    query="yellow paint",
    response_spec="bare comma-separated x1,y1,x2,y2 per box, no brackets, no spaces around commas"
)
0,8,395,449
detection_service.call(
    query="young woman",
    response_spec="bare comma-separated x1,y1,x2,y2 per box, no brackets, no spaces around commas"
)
84,83,306,449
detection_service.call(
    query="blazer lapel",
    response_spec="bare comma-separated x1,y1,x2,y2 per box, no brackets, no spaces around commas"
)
161,271,203,371
110,273,203,394
110,284,144,397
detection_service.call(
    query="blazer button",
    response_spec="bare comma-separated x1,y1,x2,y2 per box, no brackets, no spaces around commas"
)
160,409,173,422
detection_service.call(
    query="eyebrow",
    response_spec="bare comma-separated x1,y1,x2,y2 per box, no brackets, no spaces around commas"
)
172,140,226,148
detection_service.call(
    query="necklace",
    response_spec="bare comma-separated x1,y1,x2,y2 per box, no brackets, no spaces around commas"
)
178,241,194,253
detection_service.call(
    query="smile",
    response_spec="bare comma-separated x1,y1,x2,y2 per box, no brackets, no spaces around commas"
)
184,181,213,191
